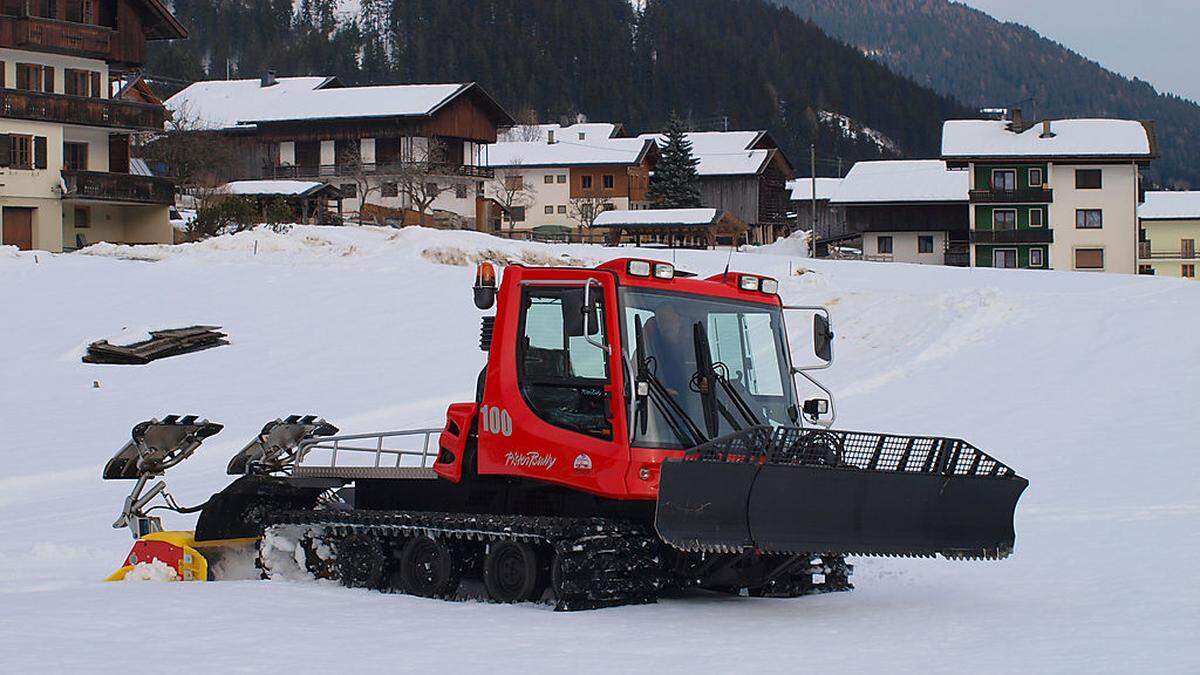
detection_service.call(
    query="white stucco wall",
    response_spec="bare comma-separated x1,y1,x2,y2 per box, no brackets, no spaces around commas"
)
1048,163,1139,274
863,231,947,265
0,48,109,97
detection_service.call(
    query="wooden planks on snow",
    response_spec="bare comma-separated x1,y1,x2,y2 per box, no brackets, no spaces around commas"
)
83,326,229,365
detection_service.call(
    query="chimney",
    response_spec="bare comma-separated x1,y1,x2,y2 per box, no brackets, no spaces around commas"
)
1008,108,1024,132
1040,119,1056,138
547,129,556,145
261,70,277,88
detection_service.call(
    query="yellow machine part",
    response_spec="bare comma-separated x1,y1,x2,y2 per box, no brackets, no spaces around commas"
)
106,531,258,582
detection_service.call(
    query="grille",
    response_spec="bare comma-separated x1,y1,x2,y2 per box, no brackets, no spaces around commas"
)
687,426,1017,479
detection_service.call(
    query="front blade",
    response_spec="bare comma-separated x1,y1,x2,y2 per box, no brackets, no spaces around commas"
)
654,427,1028,560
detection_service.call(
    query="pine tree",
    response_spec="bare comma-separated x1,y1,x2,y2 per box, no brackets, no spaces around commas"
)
648,114,701,209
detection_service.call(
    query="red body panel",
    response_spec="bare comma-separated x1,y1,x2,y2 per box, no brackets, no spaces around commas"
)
438,258,785,502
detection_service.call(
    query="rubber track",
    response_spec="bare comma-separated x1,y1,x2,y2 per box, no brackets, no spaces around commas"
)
264,509,662,611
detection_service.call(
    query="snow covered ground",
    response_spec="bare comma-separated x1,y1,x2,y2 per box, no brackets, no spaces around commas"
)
0,226,1196,673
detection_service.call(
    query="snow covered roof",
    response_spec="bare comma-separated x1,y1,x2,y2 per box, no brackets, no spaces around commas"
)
486,137,655,168
165,77,335,130
942,119,1156,159
788,177,843,201
832,160,968,204
593,208,720,227
1139,192,1200,220
166,78,512,130
223,180,330,197
500,122,624,143
637,131,781,176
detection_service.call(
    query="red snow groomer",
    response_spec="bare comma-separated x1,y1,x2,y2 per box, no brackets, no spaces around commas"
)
104,258,1027,609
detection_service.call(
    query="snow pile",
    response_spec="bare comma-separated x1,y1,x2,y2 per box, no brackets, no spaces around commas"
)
749,229,811,259
101,327,155,347
0,225,1197,671
121,559,179,582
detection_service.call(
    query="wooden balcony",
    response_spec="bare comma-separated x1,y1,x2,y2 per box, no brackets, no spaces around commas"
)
62,170,175,205
1139,242,1197,260
0,14,113,59
261,162,495,180
0,89,165,130
971,228,1054,244
969,188,1054,203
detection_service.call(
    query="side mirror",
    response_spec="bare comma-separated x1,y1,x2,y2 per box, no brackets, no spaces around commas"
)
813,314,834,363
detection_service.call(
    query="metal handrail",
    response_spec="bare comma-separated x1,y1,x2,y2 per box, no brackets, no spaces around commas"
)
295,427,443,472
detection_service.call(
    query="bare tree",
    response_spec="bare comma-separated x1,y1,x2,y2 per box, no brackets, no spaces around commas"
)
567,190,613,237
338,144,382,224
395,137,459,228
137,103,244,192
500,105,543,143
487,163,535,233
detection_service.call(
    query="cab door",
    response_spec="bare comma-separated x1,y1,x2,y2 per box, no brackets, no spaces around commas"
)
476,268,631,499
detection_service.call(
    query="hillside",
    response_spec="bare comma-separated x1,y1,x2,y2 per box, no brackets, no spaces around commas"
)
774,0,1200,189
1,227,1198,670
148,0,970,171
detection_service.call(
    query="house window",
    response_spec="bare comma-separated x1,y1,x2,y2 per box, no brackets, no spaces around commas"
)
581,175,594,190
1138,264,1154,275
603,174,615,190
991,169,1016,191
1076,209,1103,229
65,69,96,97
1075,169,1103,189
74,207,91,229
340,183,357,198
381,182,398,198
1030,208,1044,227
510,206,526,223
1183,264,1196,278
1075,248,1105,270
425,182,438,194
918,235,934,254
993,249,1018,269
63,142,89,171
544,175,554,184
0,60,5,88
16,63,48,92
556,175,567,184
1029,168,1043,187
877,236,893,255
1030,248,1044,268
544,205,554,215
1181,239,1195,258
993,209,1017,230
455,183,468,199
557,205,567,214
9,135,33,169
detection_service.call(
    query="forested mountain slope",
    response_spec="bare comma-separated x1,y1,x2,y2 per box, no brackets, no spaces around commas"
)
149,0,971,171
775,0,1199,188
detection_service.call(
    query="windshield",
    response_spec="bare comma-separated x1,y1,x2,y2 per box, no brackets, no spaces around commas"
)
621,288,796,448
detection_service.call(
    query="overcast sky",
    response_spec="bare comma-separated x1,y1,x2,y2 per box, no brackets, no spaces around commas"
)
959,0,1200,103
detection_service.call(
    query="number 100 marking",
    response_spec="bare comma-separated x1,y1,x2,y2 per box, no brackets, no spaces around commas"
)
479,405,513,437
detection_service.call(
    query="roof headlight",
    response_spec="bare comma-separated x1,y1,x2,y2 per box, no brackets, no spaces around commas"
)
739,275,760,291
628,260,652,277
760,278,779,295
653,263,675,280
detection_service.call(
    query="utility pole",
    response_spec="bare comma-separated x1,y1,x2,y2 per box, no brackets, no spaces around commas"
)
810,144,817,258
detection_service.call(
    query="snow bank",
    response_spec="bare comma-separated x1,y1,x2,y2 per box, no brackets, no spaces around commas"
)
121,559,179,582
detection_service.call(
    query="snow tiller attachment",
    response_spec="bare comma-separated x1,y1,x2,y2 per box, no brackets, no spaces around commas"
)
656,426,1028,560
104,415,335,582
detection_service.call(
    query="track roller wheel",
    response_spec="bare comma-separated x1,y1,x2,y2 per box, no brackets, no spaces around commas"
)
398,536,460,598
483,541,544,603
336,533,388,590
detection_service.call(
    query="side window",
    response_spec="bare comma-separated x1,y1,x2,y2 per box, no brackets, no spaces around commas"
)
707,313,785,397
518,288,611,438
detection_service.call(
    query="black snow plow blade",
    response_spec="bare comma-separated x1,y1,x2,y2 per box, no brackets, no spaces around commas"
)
655,427,1028,560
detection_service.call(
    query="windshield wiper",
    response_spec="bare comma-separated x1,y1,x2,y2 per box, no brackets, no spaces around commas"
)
633,316,708,448
691,322,762,436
